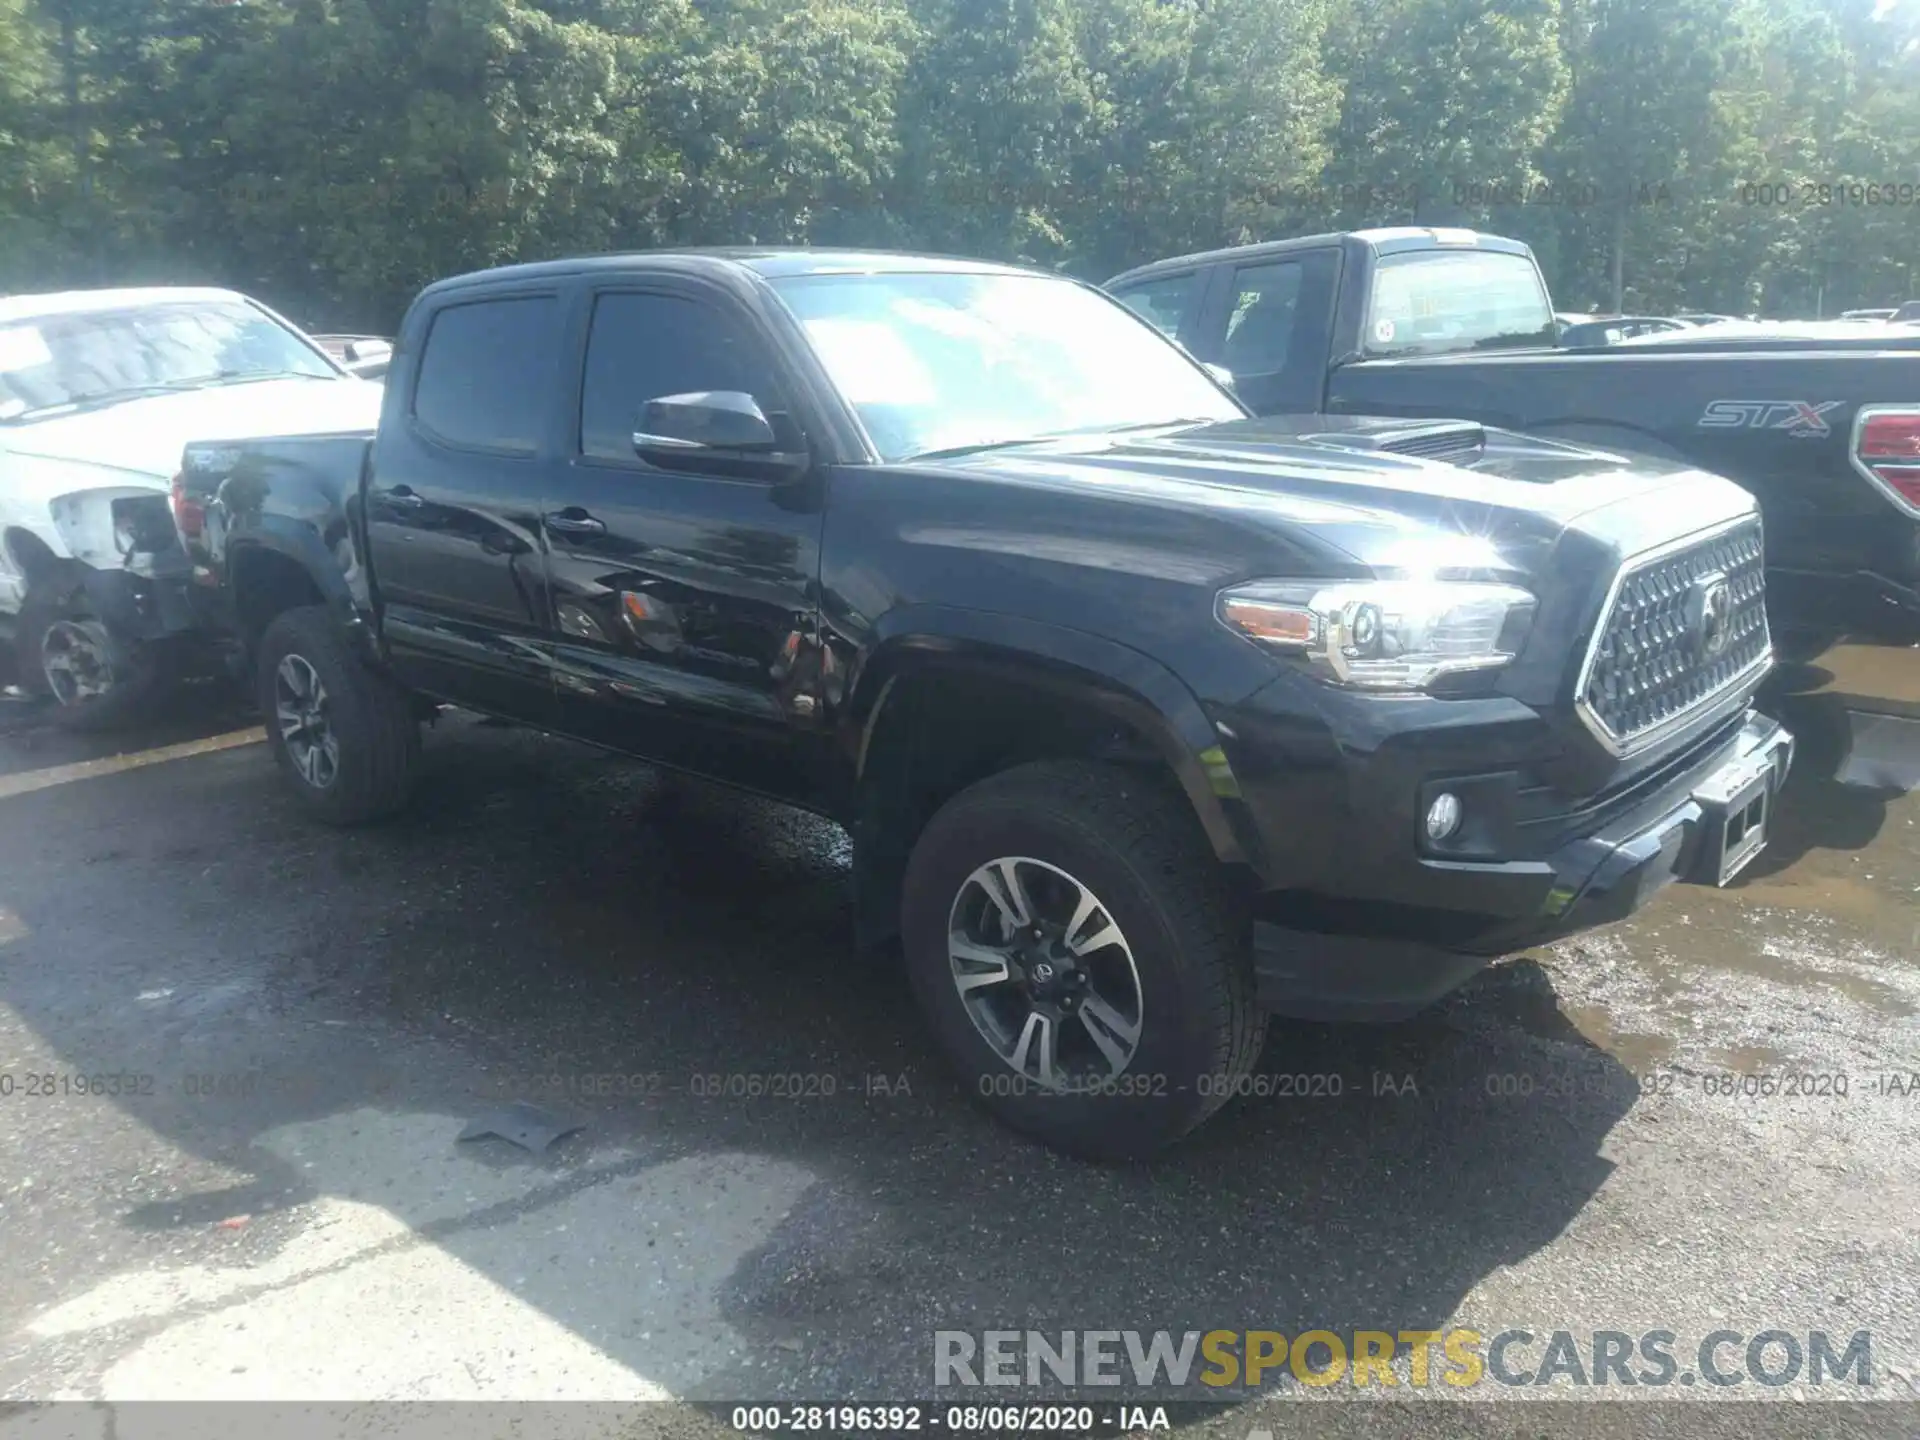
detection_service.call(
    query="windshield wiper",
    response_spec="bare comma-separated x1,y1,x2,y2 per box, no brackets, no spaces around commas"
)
2,369,334,422
906,417,1225,461
4,382,186,421
1104,416,1227,433
904,436,1046,462
161,368,335,390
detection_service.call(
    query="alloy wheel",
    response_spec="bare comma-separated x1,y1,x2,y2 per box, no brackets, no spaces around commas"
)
946,855,1145,1088
41,619,116,707
275,654,340,790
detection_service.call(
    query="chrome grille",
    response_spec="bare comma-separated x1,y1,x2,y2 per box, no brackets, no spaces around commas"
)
1578,516,1769,753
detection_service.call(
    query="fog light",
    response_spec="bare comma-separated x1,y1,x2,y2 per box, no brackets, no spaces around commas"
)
1425,792,1462,842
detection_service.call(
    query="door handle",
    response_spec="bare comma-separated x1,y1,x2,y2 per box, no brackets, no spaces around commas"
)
383,485,425,508
544,509,607,537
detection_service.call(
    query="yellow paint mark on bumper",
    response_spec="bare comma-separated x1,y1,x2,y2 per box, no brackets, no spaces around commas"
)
0,728,265,802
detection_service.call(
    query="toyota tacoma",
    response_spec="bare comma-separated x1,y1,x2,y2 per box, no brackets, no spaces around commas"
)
172,250,1794,1157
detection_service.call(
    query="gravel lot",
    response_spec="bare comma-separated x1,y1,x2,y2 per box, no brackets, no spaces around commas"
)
0,659,1916,1440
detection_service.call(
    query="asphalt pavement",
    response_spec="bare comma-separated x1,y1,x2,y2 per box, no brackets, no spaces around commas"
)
0,660,1916,1439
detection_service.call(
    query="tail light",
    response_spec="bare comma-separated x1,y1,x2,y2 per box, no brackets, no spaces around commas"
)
1852,406,1920,515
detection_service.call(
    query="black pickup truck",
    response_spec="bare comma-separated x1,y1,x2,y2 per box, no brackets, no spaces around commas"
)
1106,229,1920,648
172,249,1793,1157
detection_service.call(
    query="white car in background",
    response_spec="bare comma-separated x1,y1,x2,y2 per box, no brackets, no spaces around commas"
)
0,287,383,727
311,334,395,381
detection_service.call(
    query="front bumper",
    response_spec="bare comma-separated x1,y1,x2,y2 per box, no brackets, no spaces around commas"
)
1251,710,1794,1021
81,566,202,642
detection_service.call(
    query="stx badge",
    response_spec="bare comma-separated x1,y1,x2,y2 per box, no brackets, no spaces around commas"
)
1698,400,1844,438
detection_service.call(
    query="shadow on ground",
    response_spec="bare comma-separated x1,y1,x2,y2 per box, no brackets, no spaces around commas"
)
0,713,1638,1405
1739,648,1920,880
0,679,255,779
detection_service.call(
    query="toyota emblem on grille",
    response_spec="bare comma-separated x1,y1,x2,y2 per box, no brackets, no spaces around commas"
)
1687,571,1734,659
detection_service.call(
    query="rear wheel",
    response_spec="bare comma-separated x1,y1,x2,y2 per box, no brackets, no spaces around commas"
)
900,760,1265,1160
255,606,419,824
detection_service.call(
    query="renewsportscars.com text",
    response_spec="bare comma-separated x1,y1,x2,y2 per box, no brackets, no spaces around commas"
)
933,1328,1875,1390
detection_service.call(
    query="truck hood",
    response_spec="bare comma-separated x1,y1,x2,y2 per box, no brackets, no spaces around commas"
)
2,377,384,484
915,415,1747,582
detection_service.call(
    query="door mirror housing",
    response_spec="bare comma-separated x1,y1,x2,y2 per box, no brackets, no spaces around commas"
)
633,391,807,477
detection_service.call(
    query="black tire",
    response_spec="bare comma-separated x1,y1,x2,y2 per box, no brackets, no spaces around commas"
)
17,582,165,732
255,605,420,825
900,760,1265,1160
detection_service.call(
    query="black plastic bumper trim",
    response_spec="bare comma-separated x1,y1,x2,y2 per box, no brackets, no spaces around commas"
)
1251,711,1794,1022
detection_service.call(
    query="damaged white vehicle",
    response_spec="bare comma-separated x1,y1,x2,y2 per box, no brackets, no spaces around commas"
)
0,288,383,727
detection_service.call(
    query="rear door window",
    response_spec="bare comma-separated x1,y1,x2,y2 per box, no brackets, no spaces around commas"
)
1111,272,1200,341
413,296,561,454
1214,250,1337,414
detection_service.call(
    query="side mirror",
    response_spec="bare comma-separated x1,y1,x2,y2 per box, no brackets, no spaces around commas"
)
344,339,392,365
633,391,807,477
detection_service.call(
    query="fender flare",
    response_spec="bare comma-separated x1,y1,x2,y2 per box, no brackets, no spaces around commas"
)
226,522,374,662
843,605,1253,867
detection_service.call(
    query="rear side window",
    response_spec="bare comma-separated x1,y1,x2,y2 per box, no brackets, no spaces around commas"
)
1211,249,1338,414
1112,272,1197,339
1222,260,1305,374
412,296,560,453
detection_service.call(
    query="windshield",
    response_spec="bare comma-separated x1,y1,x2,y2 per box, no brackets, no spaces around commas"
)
770,271,1243,463
0,298,337,423
1363,249,1557,357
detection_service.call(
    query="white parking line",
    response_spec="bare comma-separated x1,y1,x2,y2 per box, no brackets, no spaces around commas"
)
0,727,265,801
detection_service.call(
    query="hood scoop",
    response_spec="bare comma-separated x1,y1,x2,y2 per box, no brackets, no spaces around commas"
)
1308,421,1488,467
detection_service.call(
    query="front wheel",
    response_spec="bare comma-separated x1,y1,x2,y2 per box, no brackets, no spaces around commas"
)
18,584,164,731
255,606,420,825
900,760,1265,1160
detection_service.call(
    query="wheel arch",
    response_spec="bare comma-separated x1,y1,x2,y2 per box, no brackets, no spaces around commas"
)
2,526,65,583
841,609,1256,949
228,533,360,659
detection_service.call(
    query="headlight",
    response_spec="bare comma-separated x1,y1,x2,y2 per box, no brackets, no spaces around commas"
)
1217,578,1536,691
110,496,181,558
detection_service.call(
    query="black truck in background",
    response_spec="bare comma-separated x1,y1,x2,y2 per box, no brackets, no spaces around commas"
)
171,249,1794,1157
1106,229,1920,649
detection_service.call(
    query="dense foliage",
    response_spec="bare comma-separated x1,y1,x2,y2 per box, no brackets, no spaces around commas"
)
1,0,1915,329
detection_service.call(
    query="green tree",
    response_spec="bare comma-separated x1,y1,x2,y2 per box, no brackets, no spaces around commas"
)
894,0,1101,266
1320,0,1568,229
190,0,693,326
1081,0,1341,273
656,0,913,247
1,0,1915,327
1550,0,1739,311
0,0,58,284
